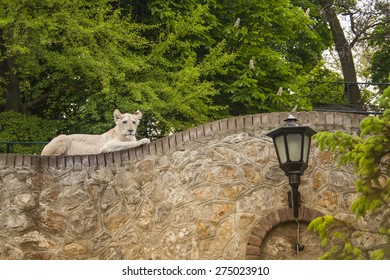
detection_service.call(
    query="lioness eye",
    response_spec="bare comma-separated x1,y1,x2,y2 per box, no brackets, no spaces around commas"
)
132,121,136,124
122,121,127,124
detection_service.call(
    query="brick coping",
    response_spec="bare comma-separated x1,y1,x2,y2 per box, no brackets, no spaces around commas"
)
0,111,364,168
246,206,325,260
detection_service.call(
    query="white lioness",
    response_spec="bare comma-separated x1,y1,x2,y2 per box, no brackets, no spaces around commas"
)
41,109,150,156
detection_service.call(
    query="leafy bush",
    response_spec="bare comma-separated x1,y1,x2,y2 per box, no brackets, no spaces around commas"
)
0,111,61,154
309,86,390,259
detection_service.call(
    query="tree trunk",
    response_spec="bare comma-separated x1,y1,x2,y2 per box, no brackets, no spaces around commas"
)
319,0,361,108
3,56,24,112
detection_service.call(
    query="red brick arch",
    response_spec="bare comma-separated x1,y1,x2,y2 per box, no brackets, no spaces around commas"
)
246,206,325,259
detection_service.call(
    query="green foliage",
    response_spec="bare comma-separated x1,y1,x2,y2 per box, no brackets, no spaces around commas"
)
0,111,60,154
136,0,333,115
0,0,340,149
310,86,390,259
0,0,233,140
299,62,347,106
368,2,390,87
308,216,367,259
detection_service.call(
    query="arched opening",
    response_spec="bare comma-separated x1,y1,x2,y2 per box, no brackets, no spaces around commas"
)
246,207,325,260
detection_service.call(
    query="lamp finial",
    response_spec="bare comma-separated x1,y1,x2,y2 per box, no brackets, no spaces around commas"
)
284,114,298,126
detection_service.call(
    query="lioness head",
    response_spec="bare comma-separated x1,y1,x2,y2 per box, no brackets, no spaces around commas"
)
113,109,142,140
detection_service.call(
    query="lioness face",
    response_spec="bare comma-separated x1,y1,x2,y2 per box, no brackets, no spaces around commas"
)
114,109,142,139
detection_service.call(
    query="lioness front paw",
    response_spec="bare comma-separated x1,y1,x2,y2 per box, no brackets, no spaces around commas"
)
139,138,150,145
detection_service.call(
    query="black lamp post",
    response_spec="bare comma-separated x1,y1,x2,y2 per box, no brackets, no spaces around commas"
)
266,114,317,218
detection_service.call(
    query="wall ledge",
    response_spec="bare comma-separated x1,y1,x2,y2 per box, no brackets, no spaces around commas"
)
0,111,364,168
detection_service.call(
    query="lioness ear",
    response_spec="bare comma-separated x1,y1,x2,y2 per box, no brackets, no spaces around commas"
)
113,109,122,123
133,110,142,120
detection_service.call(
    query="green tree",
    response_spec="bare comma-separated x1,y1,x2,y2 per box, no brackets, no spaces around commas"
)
0,111,60,154
369,3,390,88
0,0,233,143
313,0,390,108
130,0,334,115
309,86,390,259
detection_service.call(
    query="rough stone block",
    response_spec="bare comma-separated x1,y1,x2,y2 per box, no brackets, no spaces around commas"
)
81,155,89,167
244,115,253,129
89,155,98,166
104,153,114,165
73,155,82,168
14,155,24,167
148,142,157,155
269,112,280,126
253,114,261,128
135,147,143,159
23,155,32,167
334,112,343,126
265,211,277,226
7,154,17,166
161,137,170,151
120,150,129,163
65,156,74,167
248,235,262,246
325,112,335,125
57,156,66,168
182,130,191,143
317,112,326,124
48,156,56,168
352,114,362,128
196,126,205,138
40,156,49,168
97,153,106,166
260,113,269,126
252,226,267,239
286,207,295,221
277,208,289,223
219,119,228,132
246,245,260,256
343,113,352,128
175,132,184,146
189,128,198,141
31,156,40,167
210,120,220,134
128,148,137,161
154,139,163,152
141,144,150,156
307,111,318,126
296,111,309,125
0,154,6,166
236,116,244,130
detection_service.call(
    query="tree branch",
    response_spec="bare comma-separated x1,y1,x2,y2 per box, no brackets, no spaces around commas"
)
22,92,51,111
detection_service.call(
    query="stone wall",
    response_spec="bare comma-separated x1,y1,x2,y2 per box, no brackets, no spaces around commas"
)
0,112,367,260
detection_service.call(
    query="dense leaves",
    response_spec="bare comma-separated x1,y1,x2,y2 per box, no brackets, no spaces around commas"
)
0,0,233,141
0,111,59,154
309,86,390,259
0,0,358,154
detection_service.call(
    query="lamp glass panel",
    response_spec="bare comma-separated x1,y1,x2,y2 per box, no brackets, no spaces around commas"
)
275,135,287,164
286,133,302,161
303,135,310,163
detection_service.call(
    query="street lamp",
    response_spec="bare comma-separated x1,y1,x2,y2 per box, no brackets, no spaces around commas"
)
266,114,317,219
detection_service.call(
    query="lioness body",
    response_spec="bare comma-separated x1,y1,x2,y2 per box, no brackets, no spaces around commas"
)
41,110,150,156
